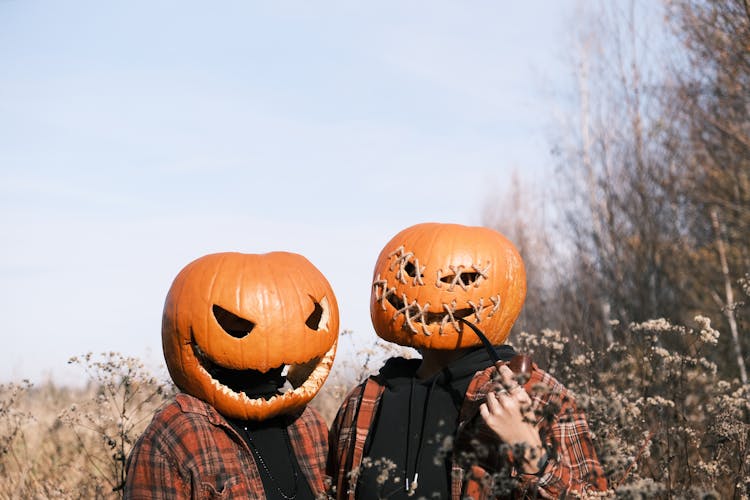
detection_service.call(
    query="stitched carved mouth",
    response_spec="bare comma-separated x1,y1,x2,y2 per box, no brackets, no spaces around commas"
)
386,294,473,324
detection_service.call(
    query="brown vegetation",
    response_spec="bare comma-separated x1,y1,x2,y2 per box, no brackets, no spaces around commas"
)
0,354,174,499
1,306,748,498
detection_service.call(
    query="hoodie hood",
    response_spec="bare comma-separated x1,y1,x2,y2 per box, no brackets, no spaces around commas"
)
376,344,517,395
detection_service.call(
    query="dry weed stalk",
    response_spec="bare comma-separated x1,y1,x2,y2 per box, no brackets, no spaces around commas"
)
60,352,175,497
0,380,34,497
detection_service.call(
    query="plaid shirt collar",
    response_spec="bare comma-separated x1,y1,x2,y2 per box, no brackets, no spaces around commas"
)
175,393,228,425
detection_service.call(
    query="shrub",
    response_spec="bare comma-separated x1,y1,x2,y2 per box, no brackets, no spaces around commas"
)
513,316,749,498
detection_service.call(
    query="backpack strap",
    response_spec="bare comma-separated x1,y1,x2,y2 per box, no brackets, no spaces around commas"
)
346,378,384,500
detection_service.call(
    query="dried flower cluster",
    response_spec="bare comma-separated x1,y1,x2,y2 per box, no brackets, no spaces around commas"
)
1,310,748,499
511,315,749,498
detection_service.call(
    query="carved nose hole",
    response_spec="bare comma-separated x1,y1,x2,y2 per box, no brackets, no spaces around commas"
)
212,305,255,339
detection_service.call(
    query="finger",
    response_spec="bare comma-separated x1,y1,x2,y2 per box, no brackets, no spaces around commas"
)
497,365,515,386
496,391,520,413
506,382,521,394
512,384,531,405
479,403,489,420
485,390,502,414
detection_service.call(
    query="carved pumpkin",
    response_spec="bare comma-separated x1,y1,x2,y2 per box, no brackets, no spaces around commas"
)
370,223,526,350
162,251,339,420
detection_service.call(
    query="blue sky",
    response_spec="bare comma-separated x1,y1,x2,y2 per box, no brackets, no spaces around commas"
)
1,1,577,384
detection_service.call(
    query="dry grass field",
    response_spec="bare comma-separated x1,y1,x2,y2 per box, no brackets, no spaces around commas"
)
1,321,748,499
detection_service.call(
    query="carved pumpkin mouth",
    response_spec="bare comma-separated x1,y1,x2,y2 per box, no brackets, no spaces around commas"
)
374,277,503,335
190,340,288,400
385,293,474,327
189,335,331,404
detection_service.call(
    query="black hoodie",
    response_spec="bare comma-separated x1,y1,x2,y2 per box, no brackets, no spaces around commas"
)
356,345,517,499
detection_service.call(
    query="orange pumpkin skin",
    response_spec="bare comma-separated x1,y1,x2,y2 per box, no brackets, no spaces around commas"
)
162,252,339,420
370,223,526,350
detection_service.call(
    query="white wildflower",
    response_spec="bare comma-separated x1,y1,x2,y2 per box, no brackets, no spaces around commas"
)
651,346,671,358
694,315,720,345
645,395,675,408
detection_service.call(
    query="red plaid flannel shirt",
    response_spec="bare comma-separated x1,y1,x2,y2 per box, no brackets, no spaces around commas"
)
125,393,329,499
327,362,607,499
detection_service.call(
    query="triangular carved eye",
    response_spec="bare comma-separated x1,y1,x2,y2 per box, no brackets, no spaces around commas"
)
306,296,330,331
212,305,255,339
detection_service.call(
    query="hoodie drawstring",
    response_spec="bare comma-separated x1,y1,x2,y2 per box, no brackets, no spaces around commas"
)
405,375,440,492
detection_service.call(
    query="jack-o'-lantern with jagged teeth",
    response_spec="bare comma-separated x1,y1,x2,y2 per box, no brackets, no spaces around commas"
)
370,223,526,350
162,252,339,420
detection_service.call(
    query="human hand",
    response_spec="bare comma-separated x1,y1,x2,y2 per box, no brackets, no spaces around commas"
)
479,364,545,474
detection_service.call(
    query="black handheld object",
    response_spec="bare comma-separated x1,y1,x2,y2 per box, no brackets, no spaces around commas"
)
458,317,501,363
458,317,532,382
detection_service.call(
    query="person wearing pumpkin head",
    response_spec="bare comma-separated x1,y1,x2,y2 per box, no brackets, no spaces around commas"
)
125,252,339,499
327,223,607,499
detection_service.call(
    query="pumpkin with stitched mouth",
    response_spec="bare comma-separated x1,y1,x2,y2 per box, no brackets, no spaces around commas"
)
370,223,526,350
162,251,339,421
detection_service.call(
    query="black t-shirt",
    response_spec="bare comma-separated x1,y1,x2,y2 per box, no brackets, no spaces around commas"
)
229,415,316,500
